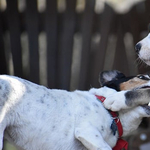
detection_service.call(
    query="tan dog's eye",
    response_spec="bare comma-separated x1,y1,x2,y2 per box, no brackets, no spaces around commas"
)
137,75,150,80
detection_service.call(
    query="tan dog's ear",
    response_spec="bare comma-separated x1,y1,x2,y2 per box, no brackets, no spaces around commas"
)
99,70,125,87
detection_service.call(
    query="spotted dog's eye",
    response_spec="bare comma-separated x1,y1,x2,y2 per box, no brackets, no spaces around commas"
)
137,75,150,80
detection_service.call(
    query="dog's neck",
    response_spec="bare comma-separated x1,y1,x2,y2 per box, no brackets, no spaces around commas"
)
95,95,123,137
119,107,143,137
89,87,144,137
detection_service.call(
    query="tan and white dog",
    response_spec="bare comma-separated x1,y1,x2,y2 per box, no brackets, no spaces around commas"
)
0,71,150,150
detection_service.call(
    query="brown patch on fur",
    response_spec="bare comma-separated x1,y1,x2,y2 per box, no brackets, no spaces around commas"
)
120,77,148,90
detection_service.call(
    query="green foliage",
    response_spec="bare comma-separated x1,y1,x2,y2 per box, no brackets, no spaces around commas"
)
3,141,17,150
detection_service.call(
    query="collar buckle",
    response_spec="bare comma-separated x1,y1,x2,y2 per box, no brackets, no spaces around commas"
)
113,116,120,123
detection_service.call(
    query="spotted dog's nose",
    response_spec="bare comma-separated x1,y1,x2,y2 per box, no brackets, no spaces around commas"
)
135,43,142,54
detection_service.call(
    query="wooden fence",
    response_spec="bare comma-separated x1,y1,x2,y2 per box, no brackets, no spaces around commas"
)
1,0,150,149
0,0,150,91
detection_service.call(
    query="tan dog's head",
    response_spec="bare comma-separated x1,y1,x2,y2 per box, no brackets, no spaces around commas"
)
100,70,150,91
100,70,150,128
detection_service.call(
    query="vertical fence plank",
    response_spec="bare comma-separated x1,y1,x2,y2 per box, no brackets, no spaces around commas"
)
78,0,95,90
57,0,76,90
26,0,39,83
113,20,129,75
88,4,115,88
6,0,23,77
0,12,7,74
45,0,58,89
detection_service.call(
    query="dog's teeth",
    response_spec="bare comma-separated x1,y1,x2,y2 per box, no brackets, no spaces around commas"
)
148,102,150,106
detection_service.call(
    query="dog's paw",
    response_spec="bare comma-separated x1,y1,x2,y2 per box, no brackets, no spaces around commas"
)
103,91,127,111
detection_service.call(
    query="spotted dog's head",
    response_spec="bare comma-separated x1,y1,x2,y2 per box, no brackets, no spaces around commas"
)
100,70,150,91
135,33,150,65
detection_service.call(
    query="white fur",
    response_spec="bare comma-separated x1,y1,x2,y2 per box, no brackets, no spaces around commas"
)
0,75,148,150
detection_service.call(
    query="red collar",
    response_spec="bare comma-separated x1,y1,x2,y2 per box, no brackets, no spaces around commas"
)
95,95,128,150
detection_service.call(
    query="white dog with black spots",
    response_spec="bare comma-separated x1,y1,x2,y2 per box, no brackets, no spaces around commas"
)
0,70,150,150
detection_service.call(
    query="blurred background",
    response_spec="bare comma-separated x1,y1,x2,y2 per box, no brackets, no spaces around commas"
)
0,0,150,149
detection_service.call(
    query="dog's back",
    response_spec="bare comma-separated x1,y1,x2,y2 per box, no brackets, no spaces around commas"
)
1,75,114,150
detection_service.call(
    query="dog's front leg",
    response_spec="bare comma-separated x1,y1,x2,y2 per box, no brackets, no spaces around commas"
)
0,123,6,150
103,91,128,111
104,89,150,111
0,115,8,150
75,124,112,150
0,135,3,150
0,129,4,150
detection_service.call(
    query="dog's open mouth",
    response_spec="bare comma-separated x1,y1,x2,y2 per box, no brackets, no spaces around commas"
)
134,85,150,91
142,88,150,107
141,86,150,89
138,86,150,108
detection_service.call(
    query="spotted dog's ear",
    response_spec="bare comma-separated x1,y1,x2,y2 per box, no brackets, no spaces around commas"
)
99,70,125,87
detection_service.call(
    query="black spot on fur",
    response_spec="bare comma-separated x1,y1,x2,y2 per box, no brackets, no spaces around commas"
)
3,92,7,99
26,87,32,93
95,110,98,114
84,113,87,116
85,106,90,110
125,91,143,106
92,102,99,108
2,85,10,99
68,113,72,116
65,132,68,137
63,101,68,107
27,103,30,106
101,126,104,131
40,99,44,103
36,98,44,104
